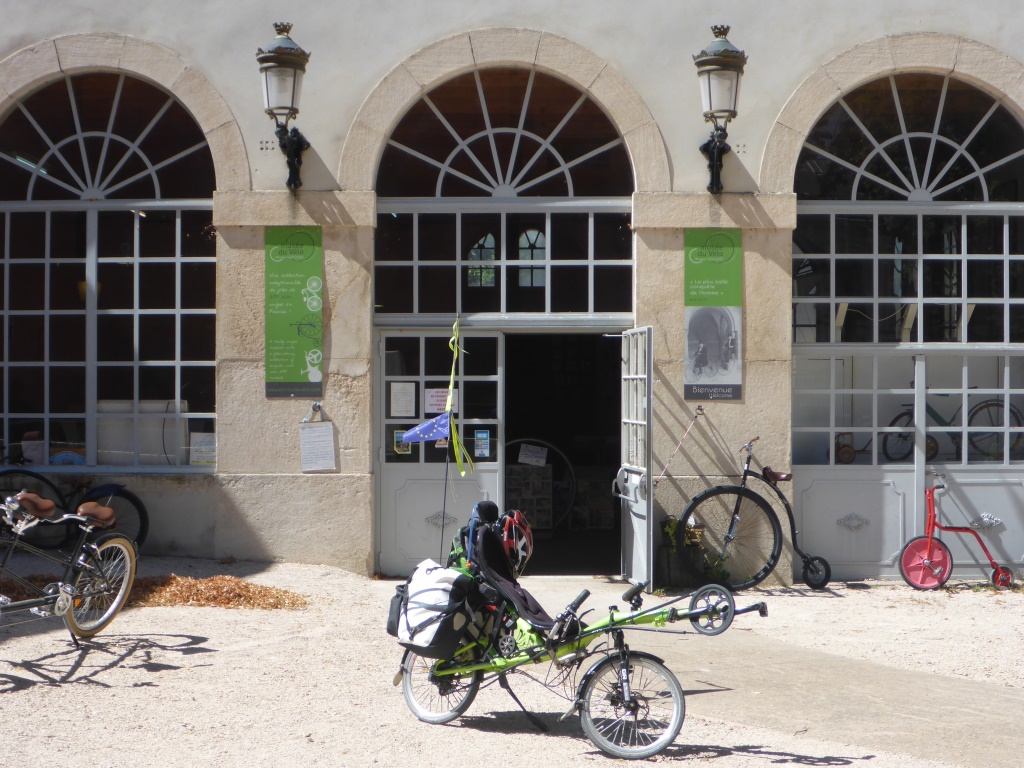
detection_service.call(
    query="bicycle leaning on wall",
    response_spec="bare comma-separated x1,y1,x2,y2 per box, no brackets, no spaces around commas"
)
677,437,831,591
0,467,148,550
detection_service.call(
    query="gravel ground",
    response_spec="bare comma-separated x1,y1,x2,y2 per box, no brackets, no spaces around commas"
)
1,556,1022,767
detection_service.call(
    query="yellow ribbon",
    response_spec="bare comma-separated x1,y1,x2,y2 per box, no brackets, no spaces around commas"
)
446,317,474,476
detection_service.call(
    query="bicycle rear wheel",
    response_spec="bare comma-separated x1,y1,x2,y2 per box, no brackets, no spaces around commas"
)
64,532,137,637
401,650,481,724
83,486,149,548
579,653,685,759
967,401,1024,459
0,469,73,548
881,412,914,462
679,486,782,591
898,536,952,590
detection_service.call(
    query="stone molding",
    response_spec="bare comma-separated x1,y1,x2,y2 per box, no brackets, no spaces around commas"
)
0,32,250,192
632,191,797,231
213,190,377,229
760,32,1024,194
340,27,670,193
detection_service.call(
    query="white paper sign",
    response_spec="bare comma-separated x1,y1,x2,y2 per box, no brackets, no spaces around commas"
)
390,382,416,417
189,432,217,465
517,443,548,466
300,421,336,472
425,388,458,414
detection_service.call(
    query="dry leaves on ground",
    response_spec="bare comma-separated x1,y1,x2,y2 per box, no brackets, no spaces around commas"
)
0,574,309,610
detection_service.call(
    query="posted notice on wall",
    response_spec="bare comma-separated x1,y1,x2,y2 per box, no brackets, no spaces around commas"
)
265,226,324,398
684,228,743,401
300,421,336,472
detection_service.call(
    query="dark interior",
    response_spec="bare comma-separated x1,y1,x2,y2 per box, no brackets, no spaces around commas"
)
503,333,621,575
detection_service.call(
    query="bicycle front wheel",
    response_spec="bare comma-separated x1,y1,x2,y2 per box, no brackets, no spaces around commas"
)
898,536,952,590
0,469,73,549
84,487,149,548
680,486,782,591
65,532,137,637
401,650,481,724
580,654,685,759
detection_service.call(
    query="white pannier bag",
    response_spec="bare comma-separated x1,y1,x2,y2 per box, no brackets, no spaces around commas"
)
397,559,476,659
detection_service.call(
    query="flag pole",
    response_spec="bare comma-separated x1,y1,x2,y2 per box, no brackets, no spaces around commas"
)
439,411,451,563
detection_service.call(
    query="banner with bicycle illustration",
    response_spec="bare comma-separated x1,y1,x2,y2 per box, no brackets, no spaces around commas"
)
684,228,742,401
265,226,324,397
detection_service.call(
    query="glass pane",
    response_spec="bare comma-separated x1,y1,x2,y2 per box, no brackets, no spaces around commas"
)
966,260,1002,298
594,214,631,260
374,266,413,313
508,214,546,262
878,302,915,343
835,260,872,297
837,302,873,342
9,212,45,259
181,263,215,308
49,366,85,412
966,304,1003,342
385,425,420,463
50,263,86,310
418,265,456,313
507,268,545,312
923,216,961,254
1010,217,1024,254
793,302,831,343
594,265,631,312
139,315,176,360
550,266,588,312
792,432,828,464
139,365,175,400
139,263,176,308
793,259,830,297
462,381,497,418
97,365,135,400
97,315,134,361
9,366,44,412
424,337,453,376
966,216,1003,254
927,356,964,389
376,214,413,262
97,263,135,310
462,336,497,375
967,356,1004,389
49,315,85,361
926,392,964,426
923,304,961,342
923,260,961,297
793,394,829,427
878,215,917,255
50,211,87,259
98,210,135,258
551,214,587,260
835,215,872,254
139,210,176,258
181,366,215,412
793,214,830,254
180,314,215,360
878,258,917,298
181,210,216,257
418,214,456,261
461,264,500,312
384,337,420,375
8,263,44,309
385,381,419,419
8,316,43,361
1011,305,1024,342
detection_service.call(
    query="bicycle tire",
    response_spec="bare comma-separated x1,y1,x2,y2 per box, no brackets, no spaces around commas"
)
967,401,1024,459
679,486,783,591
882,411,914,462
802,556,832,590
401,650,481,724
64,532,137,637
0,468,74,549
505,438,576,529
579,653,685,759
83,486,149,548
898,535,952,590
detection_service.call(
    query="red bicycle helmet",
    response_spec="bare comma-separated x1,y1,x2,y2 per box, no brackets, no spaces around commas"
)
497,509,534,576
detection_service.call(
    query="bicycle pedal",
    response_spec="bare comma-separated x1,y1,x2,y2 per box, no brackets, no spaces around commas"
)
30,607,52,617
0,594,10,607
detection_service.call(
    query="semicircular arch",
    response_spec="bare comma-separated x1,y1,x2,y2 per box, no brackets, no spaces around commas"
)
761,32,1024,194
340,27,669,193
0,32,249,192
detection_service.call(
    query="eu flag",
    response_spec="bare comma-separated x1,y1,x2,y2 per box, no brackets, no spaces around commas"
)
401,412,451,444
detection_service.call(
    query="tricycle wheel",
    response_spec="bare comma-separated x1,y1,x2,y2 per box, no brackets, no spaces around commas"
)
687,584,734,636
992,566,1014,589
401,650,481,724
580,654,685,759
802,556,832,590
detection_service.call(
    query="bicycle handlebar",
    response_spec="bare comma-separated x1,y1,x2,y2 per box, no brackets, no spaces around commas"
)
741,436,760,453
564,589,590,617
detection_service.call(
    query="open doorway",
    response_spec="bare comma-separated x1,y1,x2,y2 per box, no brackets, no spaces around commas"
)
504,334,621,575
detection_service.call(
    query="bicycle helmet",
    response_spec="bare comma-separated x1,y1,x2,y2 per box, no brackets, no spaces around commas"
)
496,509,534,576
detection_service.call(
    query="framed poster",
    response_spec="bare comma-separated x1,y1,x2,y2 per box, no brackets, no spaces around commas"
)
265,226,324,397
684,228,743,401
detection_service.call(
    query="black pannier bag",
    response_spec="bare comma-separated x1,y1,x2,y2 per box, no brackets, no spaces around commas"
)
396,559,476,659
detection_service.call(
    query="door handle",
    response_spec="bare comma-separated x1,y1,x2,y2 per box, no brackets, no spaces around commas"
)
612,466,647,503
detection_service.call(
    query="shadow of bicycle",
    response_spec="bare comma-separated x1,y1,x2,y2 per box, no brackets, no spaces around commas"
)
0,633,215,693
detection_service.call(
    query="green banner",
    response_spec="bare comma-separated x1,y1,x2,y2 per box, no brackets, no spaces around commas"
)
684,228,743,401
265,226,323,398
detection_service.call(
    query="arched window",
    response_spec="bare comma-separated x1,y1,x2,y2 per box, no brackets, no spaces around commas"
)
374,68,634,320
791,74,1024,466
0,73,216,468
